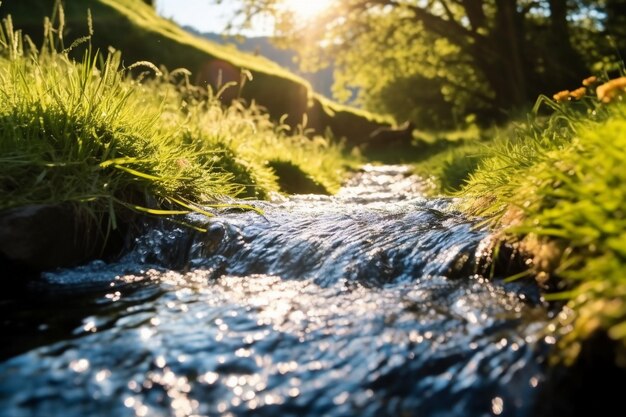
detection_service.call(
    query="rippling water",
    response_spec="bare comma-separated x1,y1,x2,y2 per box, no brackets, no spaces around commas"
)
0,165,550,417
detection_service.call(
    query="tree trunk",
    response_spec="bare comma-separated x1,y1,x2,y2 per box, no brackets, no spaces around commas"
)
604,0,626,58
464,0,588,114
471,0,530,114
544,0,587,89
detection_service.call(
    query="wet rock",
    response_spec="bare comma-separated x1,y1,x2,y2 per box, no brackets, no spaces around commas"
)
365,121,415,151
535,331,626,417
0,204,123,273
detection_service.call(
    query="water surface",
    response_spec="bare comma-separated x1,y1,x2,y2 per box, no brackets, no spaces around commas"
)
0,165,549,417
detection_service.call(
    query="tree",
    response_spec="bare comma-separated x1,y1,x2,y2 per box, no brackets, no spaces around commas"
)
220,0,604,126
604,0,626,60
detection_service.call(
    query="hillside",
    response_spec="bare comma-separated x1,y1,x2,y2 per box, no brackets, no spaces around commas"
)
183,28,336,100
0,0,388,145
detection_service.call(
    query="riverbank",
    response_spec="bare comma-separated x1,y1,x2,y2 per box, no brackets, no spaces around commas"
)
0,11,360,265
0,0,390,144
415,76,626,367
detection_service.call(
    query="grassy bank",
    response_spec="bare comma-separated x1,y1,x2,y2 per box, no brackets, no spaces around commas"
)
0,13,351,230
0,0,389,144
424,73,626,365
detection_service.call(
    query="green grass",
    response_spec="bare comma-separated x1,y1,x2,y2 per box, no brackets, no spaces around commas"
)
408,125,485,192
412,142,484,192
450,74,626,365
6,0,626,370
358,122,485,192
0,0,389,144
0,11,352,233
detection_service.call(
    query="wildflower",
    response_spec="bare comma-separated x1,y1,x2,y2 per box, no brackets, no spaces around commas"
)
177,158,191,169
569,87,586,101
596,77,626,103
553,90,570,102
582,76,597,87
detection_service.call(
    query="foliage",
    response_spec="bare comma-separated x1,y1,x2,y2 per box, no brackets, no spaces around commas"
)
0,10,351,233
458,71,626,365
225,0,623,128
413,141,485,193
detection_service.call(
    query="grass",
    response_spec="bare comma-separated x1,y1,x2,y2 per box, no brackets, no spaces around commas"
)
359,122,486,192
0,0,389,143
445,72,626,365
408,125,485,192
0,10,352,235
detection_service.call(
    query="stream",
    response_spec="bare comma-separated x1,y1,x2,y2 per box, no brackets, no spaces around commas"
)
0,165,551,417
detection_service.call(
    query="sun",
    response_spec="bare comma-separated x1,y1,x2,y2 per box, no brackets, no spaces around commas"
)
281,0,333,20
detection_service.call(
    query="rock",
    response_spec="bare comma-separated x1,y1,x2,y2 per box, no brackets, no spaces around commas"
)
535,330,626,417
365,121,416,151
0,204,123,273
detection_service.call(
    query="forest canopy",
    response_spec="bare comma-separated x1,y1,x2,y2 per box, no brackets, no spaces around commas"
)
219,0,626,128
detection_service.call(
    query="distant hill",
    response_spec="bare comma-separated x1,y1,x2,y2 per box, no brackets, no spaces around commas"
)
183,27,335,99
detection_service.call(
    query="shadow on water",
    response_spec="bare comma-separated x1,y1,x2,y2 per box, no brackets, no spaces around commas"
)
0,165,551,417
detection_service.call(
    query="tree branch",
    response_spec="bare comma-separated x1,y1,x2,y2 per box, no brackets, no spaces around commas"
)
460,0,487,31
390,0,486,49
439,0,458,24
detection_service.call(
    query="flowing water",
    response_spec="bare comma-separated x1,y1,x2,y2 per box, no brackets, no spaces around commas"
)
0,165,551,417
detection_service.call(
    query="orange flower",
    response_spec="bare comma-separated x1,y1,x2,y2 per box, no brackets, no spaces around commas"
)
596,77,626,103
569,87,586,100
582,76,598,87
553,90,570,102
176,158,191,169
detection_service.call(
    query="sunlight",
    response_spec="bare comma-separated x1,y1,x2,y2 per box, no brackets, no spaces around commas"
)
282,0,333,20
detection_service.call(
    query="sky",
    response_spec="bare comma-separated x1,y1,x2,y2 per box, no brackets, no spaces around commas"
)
154,0,273,36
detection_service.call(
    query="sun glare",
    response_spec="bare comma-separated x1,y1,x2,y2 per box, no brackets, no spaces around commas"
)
282,0,333,20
